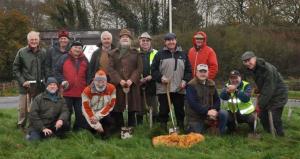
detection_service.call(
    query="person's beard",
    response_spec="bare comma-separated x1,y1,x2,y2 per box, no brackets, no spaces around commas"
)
95,84,106,92
47,88,57,94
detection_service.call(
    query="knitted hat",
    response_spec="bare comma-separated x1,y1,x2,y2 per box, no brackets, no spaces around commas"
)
164,33,176,40
58,30,69,39
119,29,133,39
46,77,58,86
71,41,83,47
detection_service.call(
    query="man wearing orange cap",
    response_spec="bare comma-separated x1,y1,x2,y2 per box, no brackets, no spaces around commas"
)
188,31,218,80
107,29,143,129
82,70,116,138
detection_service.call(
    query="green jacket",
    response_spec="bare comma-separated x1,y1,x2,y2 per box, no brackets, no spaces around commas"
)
250,58,288,109
28,91,69,132
12,46,47,94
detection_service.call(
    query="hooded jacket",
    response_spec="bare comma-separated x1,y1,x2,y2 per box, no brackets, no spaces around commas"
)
188,31,218,79
55,51,88,97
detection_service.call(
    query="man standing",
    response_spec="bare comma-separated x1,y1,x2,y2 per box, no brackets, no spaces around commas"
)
220,70,255,133
45,29,70,78
27,77,69,141
82,70,116,138
55,41,89,131
107,29,143,129
137,32,159,124
151,33,192,130
188,31,218,79
88,31,115,83
13,31,47,130
241,51,288,136
185,64,228,134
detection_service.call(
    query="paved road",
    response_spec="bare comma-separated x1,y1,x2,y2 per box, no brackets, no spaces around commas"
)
0,96,299,109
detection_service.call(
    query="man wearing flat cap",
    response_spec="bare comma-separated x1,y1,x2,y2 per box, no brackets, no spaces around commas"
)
107,29,143,129
151,32,192,131
185,64,227,135
55,41,89,131
241,51,288,136
220,70,255,133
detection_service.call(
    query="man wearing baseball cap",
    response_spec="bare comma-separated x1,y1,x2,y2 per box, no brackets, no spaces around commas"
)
241,51,288,136
185,64,228,135
220,70,255,133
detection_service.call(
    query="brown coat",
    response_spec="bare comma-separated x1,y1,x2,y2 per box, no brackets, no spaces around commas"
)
107,47,143,112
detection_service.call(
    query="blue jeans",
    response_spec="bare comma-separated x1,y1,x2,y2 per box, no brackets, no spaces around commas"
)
188,110,228,134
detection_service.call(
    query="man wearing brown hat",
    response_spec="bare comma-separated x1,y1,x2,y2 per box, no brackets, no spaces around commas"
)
46,29,70,78
220,70,255,133
241,51,288,136
107,29,143,129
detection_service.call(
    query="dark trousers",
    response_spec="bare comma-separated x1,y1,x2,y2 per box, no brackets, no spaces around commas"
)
27,124,69,141
111,111,137,130
259,107,284,136
157,93,185,127
227,111,255,132
64,97,88,131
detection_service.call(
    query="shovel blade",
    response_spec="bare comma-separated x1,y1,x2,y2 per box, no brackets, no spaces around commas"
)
169,127,179,134
121,127,133,139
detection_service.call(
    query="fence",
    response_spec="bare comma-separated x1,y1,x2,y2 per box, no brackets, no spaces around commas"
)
0,81,18,95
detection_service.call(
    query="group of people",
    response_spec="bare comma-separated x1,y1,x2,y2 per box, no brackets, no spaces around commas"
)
12,28,288,141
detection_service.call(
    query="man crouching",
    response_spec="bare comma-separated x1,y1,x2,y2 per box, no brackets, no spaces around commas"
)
185,64,228,135
27,77,69,141
82,70,116,138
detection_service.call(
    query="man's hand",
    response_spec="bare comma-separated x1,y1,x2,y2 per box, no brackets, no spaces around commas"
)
23,81,30,88
55,120,63,130
145,75,152,81
126,80,133,87
207,109,218,119
90,116,98,124
140,78,147,84
61,81,69,89
179,80,186,89
161,76,169,84
226,85,236,93
42,128,53,136
120,80,127,87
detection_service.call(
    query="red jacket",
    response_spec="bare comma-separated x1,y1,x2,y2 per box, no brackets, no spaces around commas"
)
188,31,218,79
55,52,88,97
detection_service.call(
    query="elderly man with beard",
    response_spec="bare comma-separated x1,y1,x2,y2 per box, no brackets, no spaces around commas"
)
26,77,69,141
82,70,116,138
220,70,255,133
88,31,115,83
185,64,228,135
13,31,47,131
55,41,89,131
107,29,143,129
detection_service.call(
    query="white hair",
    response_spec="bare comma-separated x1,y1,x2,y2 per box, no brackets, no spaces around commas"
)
27,31,40,41
100,31,112,41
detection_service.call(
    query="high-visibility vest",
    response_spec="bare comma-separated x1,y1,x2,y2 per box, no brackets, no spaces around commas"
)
226,81,255,115
149,49,157,65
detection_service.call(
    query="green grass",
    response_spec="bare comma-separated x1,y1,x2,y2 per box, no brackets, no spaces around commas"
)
0,87,18,96
1,107,300,159
288,91,300,99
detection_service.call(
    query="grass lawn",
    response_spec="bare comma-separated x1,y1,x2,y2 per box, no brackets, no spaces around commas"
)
1,107,300,159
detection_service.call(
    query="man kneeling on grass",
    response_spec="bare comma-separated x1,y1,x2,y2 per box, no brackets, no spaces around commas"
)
27,77,70,141
82,70,116,138
185,64,228,135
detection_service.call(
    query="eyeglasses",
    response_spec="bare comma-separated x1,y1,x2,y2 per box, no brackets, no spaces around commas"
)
141,39,150,42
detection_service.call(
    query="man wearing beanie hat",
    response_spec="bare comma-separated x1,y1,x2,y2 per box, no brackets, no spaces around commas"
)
55,40,89,131
82,70,116,138
151,32,192,131
241,51,288,136
188,31,218,79
107,28,143,129
88,31,115,84
220,70,255,134
27,77,69,141
45,29,70,78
